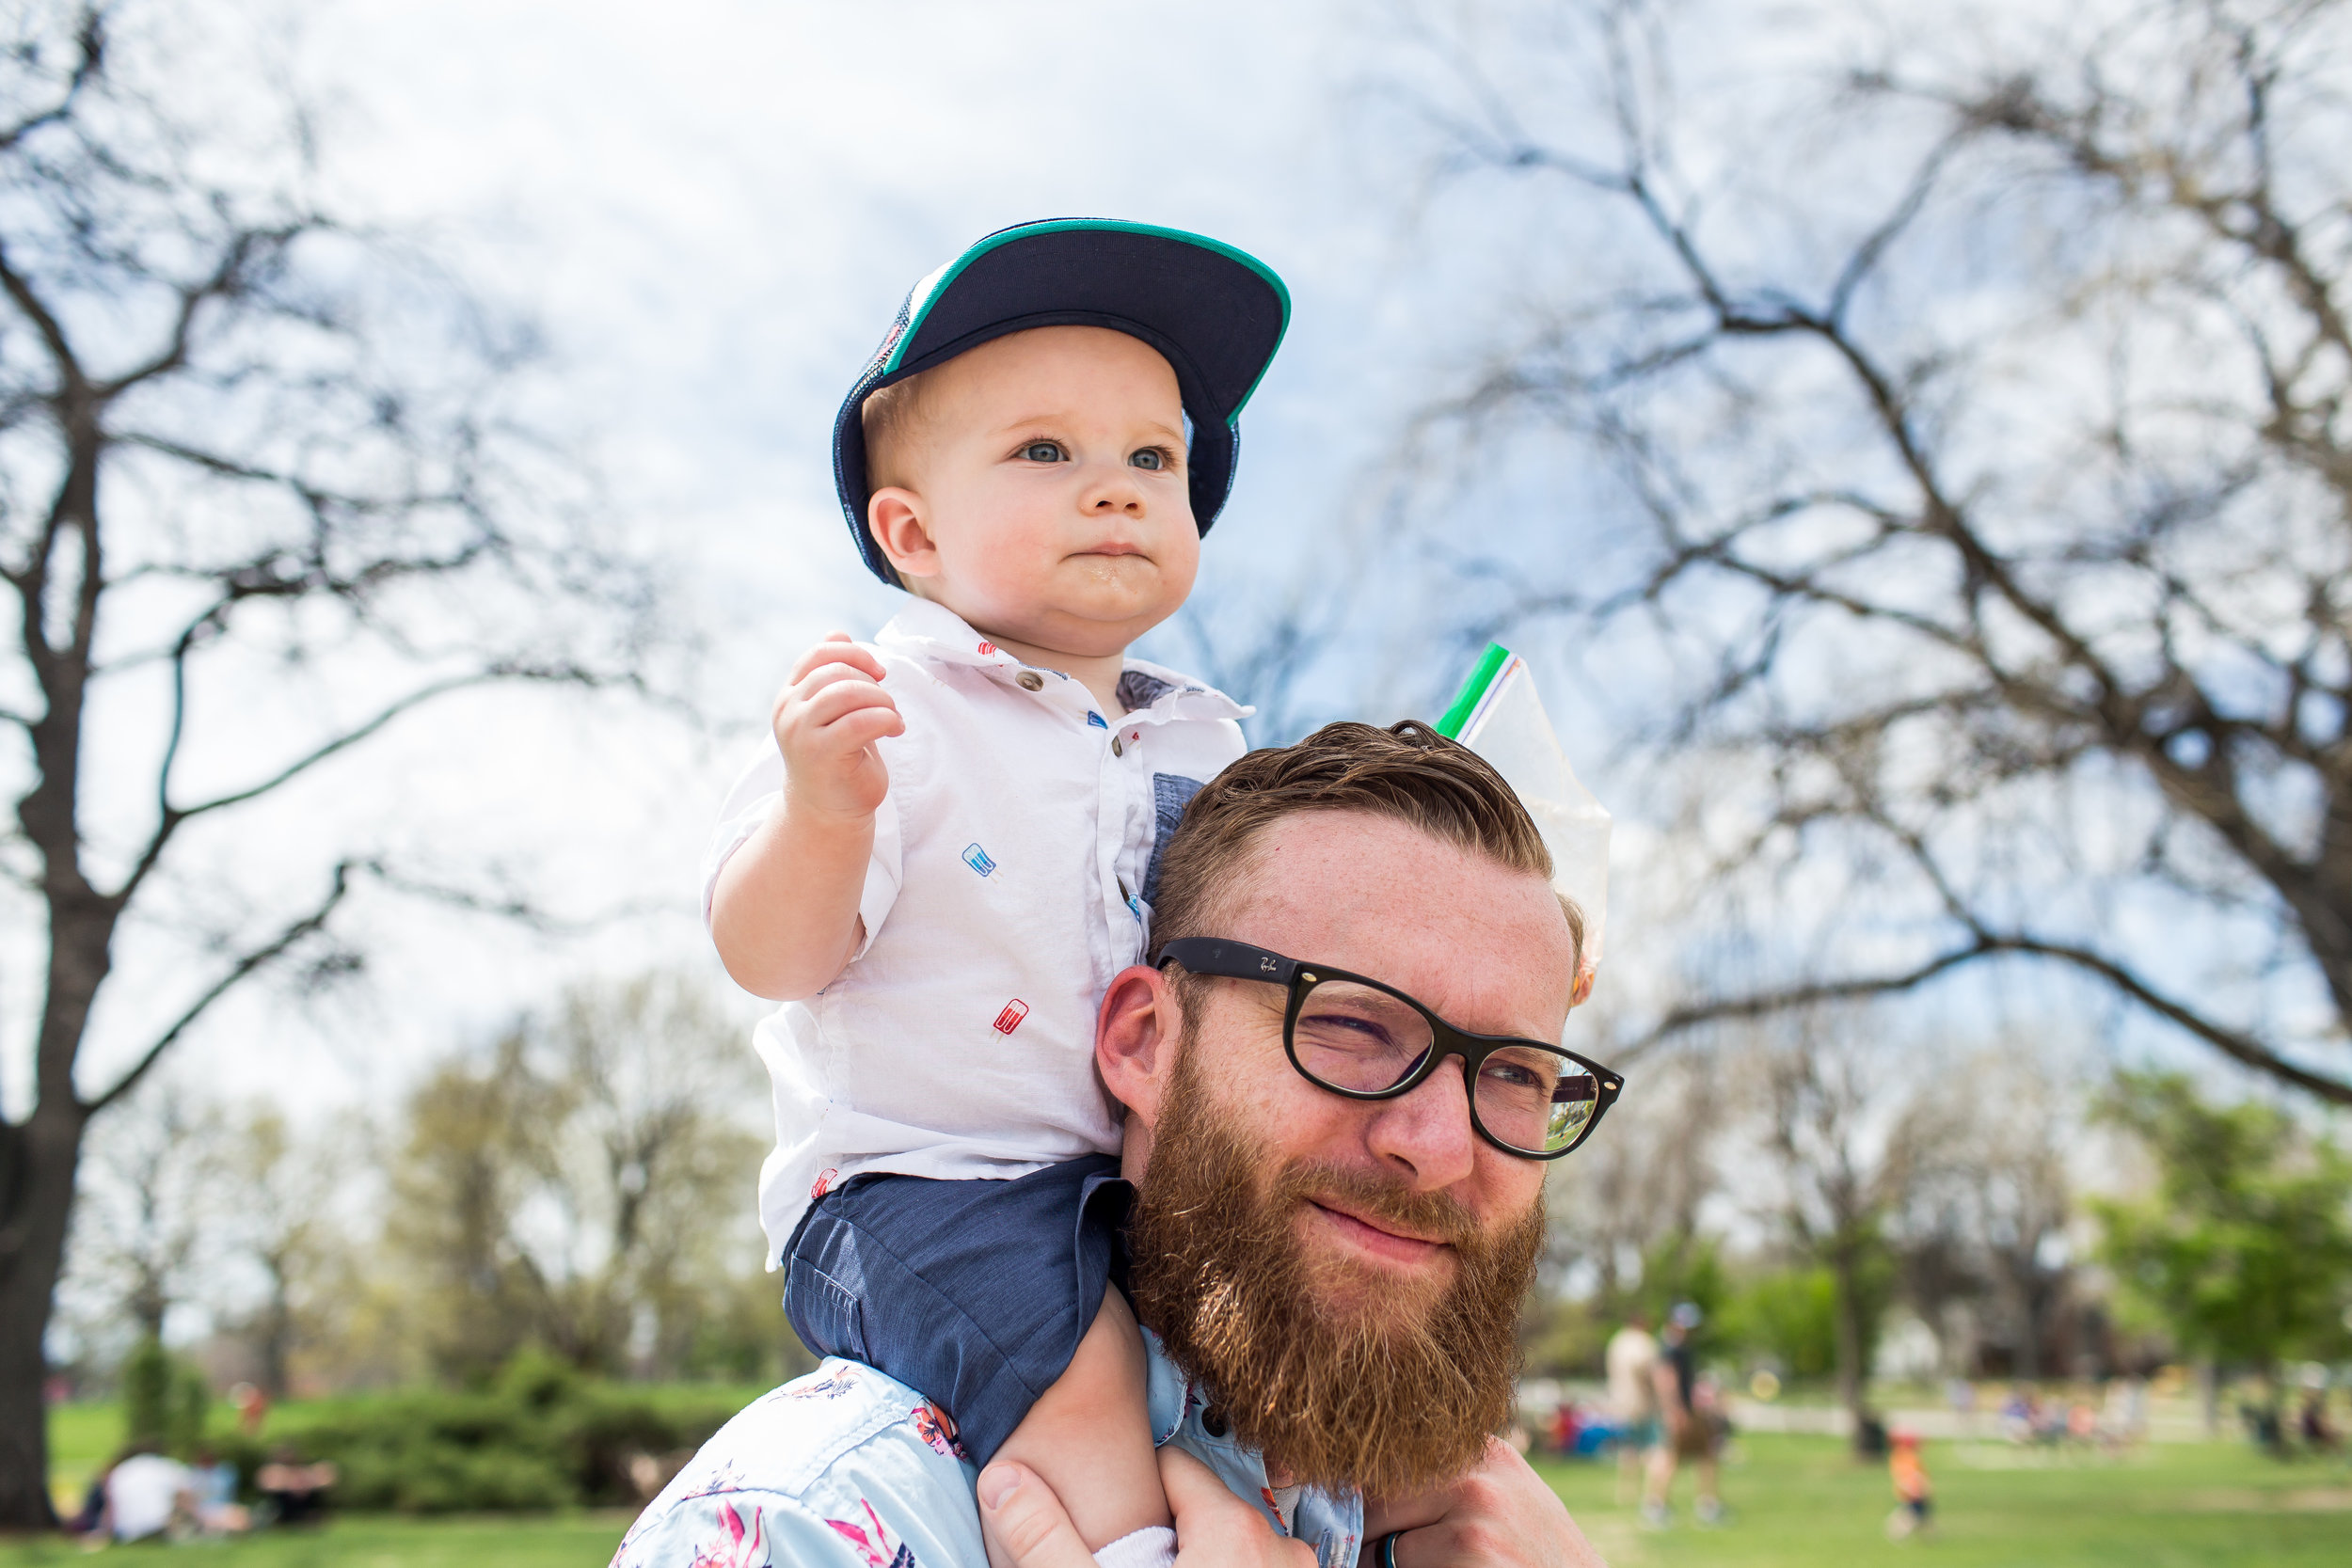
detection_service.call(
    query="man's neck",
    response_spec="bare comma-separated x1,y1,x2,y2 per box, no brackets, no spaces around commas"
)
977,630,1129,716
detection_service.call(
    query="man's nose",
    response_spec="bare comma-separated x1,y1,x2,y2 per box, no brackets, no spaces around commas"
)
1364,1053,1478,1192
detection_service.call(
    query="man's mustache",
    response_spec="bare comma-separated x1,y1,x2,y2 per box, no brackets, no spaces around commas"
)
1126,1034,1545,1495
1277,1160,1488,1257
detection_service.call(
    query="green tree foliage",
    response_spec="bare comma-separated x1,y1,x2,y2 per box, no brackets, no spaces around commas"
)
1520,1231,1730,1376
119,1336,211,1456
380,973,805,1386
1719,1263,1896,1383
1753,1022,1900,1433
2094,1072,2352,1385
216,1104,336,1401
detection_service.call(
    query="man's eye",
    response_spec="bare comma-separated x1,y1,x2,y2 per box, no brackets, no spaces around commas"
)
1021,440,1067,463
1299,1009,1396,1047
1129,448,1165,471
1479,1059,1544,1091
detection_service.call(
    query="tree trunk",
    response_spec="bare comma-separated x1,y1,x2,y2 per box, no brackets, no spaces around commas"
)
2013,1278,2042,1381
0,1100,87,1529
257,1255,293,1402
1,843,120,1526
1830,1238,1872,1448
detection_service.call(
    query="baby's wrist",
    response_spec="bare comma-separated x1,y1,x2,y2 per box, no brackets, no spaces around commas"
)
778,781,879,833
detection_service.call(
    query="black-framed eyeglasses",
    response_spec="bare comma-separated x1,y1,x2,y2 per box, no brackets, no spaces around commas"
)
1154,937,1624,1160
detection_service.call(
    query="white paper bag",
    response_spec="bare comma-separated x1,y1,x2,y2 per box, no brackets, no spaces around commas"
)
1436,644,1610,1007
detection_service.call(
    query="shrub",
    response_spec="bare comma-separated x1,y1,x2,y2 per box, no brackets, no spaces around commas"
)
119,1338,216,1458
291,1353,745,1513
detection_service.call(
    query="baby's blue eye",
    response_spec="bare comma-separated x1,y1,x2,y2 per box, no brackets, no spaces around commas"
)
1129,449,1164,471
1022,440,1066,463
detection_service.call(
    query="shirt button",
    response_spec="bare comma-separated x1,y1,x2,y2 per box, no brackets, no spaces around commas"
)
1016,671,1043,691
1111,737,1123,757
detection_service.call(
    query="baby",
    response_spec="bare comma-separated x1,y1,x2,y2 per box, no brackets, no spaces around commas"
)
705,219,1289,1568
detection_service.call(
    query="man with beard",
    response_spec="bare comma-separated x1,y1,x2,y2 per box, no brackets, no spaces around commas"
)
611,721,1615,1568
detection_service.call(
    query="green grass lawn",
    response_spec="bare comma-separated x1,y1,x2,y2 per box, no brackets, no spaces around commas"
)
16,1419,2351,1565
1541,1433,2352,1567
0,1513,635,1567
37,1388,774,1523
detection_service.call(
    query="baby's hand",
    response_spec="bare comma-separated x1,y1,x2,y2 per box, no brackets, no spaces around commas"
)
772,633,904,821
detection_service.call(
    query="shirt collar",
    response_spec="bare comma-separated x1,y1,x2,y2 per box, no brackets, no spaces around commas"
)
1116,659,1250,725
1141,1325,1360,1556
874,597,1035,674
875,597,1250,722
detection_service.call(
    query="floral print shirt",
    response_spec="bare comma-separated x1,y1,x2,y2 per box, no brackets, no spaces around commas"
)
610,1330,1363,1568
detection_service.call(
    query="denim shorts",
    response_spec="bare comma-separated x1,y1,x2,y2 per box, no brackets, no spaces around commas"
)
782,1154,1129,1465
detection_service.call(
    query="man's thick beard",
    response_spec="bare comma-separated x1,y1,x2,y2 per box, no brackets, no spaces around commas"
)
1125,1036,1544,1495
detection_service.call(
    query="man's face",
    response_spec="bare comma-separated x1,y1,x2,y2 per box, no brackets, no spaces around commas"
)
1150,810,1568,1299
1116,810,1577,1491
869,325,1199,658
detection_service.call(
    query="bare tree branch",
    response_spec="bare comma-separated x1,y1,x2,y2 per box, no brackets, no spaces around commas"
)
1389,0,2352,1104
82,858,364,1117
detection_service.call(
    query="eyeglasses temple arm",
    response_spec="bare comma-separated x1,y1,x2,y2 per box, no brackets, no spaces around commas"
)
1155,937,1301,985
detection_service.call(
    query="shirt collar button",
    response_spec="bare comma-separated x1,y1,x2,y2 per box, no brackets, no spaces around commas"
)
1015,671,1044,691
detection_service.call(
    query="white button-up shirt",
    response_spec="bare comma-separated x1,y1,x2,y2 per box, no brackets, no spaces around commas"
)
706,599,1249,1261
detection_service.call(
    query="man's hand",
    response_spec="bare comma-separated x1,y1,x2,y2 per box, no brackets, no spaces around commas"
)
1363,1437,1606,1567
977,1448,1315,1568
772,632,901,821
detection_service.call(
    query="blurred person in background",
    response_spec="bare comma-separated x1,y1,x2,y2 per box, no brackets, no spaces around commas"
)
2299,1386,2340,1455
89,1444,197,1544
188,1448,250,1534
1883,1432,1932,1541
1643,1303,1724,1528
230,1381,270,1436
256,1446,338,1527
69,1451,117,1537
1603,1309,1660,1504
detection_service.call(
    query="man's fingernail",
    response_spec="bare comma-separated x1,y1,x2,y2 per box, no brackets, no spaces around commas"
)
977,1465,1019,1510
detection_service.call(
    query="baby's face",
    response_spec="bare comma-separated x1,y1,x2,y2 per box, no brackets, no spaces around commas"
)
871,325,1199,658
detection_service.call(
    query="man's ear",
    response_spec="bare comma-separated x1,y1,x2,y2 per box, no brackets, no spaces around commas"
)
1096,964,1177,1132
867,487,940,583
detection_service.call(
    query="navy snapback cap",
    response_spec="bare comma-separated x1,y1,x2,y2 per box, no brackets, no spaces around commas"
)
833,218,1291,585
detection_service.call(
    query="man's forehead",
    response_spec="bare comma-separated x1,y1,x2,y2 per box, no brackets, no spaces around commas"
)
1212,809,1576,1035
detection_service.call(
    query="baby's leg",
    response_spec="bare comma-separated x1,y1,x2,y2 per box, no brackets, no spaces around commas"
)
985,1286,1170,1568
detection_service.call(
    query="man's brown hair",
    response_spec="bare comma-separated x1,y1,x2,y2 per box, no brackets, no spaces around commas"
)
1150,719,1582,968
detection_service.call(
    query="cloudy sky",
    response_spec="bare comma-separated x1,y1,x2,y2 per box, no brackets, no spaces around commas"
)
35,0,1569,1115
24,0,2213,1129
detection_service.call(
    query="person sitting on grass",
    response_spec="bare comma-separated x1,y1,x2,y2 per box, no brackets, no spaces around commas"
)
88,1443,197,1544
255,1446,337,1528
622,721,1624,1567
